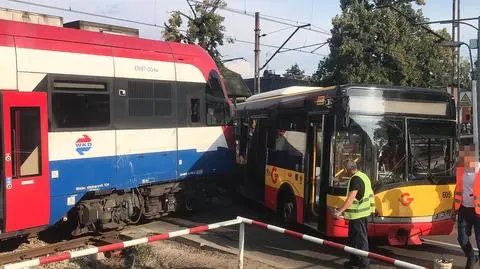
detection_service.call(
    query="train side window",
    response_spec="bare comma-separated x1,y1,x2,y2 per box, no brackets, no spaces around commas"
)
52,81,110,128
128,81,172,117
206,71,229,126
191,98,200,123
11,108,41,178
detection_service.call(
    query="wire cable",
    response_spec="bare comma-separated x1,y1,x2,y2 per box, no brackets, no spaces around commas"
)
7,0,328,57
187,0,331,35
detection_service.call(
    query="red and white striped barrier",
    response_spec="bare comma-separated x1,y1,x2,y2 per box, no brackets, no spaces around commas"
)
240,217,428,269
2,218,242,269
2,216,428,269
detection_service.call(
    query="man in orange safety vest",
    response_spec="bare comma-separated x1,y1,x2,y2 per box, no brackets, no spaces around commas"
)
453,145,480,269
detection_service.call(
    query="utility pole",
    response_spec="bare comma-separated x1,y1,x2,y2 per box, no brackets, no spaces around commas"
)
452,0,457,122
254,12,261,94
456,0,461,128
475,16,480,161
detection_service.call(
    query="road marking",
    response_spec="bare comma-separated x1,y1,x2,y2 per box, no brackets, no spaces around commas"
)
421,238,478,253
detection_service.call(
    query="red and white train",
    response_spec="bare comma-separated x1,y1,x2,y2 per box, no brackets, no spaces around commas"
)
0,18,235,239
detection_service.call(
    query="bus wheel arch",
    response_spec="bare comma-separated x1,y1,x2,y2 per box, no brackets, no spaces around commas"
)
277,183,296,225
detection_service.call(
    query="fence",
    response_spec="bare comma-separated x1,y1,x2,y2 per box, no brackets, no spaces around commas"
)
3,216,428,269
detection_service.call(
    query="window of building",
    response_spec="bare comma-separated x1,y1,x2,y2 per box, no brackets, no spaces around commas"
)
52,81,110,128
128,81,172,117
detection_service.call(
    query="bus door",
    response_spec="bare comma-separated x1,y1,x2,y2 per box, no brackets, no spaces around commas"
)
243,118,267,201
1,91,50,232
304,114,326,229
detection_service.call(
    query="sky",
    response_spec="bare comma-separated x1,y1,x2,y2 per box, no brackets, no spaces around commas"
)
1,0,479,79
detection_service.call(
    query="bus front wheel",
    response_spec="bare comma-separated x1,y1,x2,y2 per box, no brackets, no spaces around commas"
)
278,190,296,225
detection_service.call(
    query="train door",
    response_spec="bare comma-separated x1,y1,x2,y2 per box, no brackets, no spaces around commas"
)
1,91,49,232
304,115,325,229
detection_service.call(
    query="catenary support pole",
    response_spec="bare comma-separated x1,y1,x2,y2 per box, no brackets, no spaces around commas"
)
457,0,461,128
254,12,260,94
476,17,480,160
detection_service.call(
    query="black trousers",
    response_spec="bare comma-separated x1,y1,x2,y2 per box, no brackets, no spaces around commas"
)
348,217,369,266
457,205,480,261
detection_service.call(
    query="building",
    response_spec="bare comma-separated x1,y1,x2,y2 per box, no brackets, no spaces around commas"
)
63,20,139,37
0,7,63,26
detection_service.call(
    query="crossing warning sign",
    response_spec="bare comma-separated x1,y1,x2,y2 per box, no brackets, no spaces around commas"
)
460,91,472,107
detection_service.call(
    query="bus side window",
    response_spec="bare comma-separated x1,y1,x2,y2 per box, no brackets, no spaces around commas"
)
246,119,257,158
267,118,306,172
236,119,248,164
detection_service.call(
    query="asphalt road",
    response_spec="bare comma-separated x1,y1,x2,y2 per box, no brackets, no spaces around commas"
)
124,194,475,269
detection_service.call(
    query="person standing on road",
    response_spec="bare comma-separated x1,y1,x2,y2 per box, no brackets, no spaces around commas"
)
453,145,480,269
335,159,375,269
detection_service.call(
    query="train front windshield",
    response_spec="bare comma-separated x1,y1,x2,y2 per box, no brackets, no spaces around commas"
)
332,115,455,187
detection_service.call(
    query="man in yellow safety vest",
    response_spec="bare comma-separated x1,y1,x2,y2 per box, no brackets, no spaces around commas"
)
335,159,375,269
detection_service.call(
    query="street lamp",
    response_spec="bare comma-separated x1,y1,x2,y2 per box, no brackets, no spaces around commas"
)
440,40,474,74
421,17,480,161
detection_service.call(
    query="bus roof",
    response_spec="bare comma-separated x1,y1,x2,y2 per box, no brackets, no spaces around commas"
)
236,84,454,117
245,86,336,103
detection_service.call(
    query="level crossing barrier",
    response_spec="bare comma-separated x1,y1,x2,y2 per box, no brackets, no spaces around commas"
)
2,216,428,269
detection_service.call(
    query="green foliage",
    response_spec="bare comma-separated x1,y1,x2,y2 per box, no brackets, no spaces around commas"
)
162,0,231,63
283,63,306,80
459,58,472,89
162,13,184,42
312,0,469,89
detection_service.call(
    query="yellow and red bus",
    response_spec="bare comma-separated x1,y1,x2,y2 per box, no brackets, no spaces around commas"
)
233,84,456,245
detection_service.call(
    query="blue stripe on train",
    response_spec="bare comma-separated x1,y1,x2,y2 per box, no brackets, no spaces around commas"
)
49,148,234,224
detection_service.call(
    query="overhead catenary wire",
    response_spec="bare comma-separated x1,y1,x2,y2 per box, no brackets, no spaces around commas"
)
261,26,296,37
6,0,329,57
187,0,331,35
7,0,169,29
231,38,327,56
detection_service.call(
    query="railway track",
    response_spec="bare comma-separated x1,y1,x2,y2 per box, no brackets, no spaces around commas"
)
0,231,128,266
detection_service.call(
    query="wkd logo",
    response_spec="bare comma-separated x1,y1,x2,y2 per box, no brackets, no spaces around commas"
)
75,135,92,155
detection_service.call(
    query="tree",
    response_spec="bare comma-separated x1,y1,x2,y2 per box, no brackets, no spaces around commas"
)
162,13,184,42
162,0,231,63
283,63,306,80
459,57,472,90
312,0,458,89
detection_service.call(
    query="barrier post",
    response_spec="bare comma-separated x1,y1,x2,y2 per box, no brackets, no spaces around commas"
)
238,222,245,269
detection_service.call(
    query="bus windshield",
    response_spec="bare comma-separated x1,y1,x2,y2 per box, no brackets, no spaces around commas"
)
332,115,454,187
407,119,454,179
